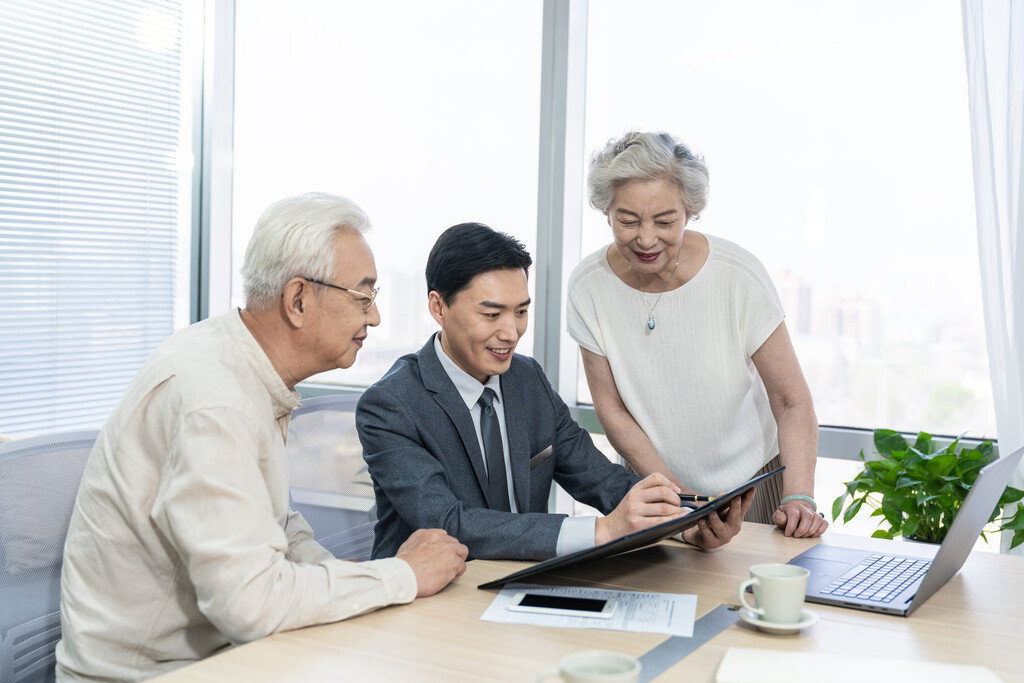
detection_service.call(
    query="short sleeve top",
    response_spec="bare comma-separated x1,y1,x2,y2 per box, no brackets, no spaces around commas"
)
566,233,785,494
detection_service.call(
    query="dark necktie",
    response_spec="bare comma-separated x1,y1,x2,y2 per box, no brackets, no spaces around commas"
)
477,388,511,512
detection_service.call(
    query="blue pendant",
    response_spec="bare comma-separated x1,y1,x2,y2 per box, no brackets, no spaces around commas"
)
647,314,656,330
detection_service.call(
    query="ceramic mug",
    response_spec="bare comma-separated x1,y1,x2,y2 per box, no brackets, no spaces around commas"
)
737,562,809,624
536,650,641,683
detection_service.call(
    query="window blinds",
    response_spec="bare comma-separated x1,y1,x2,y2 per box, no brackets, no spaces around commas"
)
0,0,188,437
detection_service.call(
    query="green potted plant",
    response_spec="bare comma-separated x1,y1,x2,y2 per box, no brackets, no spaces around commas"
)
832,429,1024,549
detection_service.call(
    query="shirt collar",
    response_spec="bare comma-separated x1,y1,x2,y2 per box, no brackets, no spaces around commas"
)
226,308,302,418
433,332,502,411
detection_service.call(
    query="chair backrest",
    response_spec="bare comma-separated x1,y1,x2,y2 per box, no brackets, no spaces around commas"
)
0,429,99,683
287,395,376,561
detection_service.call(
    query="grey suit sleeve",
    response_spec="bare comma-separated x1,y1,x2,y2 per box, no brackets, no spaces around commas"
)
358,383,566,561
525,359,640,511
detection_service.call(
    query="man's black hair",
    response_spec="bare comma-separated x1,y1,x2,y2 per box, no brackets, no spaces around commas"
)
426,222,533,304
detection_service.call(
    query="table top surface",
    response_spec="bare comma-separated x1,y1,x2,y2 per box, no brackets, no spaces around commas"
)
155,524,1024,682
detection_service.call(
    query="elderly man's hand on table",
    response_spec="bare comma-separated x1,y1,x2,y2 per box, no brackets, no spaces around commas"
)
396,529,469,597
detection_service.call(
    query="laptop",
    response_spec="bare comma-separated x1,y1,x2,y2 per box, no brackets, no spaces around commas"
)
788,445,1023,616
478,466,784,590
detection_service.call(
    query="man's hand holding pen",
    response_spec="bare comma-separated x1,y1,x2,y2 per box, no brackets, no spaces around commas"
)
679,494,715,510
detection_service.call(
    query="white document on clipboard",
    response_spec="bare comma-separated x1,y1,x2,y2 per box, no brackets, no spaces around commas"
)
480,583,697,637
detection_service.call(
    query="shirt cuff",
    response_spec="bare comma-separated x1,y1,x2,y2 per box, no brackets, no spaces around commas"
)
367,557,419,605
555,516,597,556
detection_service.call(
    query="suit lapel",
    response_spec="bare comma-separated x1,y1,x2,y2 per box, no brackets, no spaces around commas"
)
500,368,531,513
418,335,490,502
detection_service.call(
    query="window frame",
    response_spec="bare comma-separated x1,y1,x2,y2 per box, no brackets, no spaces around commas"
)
194,0,998,462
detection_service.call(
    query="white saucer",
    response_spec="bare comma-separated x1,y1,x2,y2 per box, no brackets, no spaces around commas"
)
738,607,819,635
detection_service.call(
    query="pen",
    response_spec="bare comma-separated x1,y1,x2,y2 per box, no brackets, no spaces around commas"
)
680,494,716,503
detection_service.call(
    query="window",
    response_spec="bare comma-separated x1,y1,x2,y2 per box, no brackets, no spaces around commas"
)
232,0,543,387
579,0,996,439
0,0,197,437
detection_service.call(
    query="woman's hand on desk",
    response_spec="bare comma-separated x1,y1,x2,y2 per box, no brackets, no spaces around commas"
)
395,529,469,597
773,499,828,538
680,488,754,550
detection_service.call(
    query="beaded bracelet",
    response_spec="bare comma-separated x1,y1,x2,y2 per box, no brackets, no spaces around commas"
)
779,494,817,512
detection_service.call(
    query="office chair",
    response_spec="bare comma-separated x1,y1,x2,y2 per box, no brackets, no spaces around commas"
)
0,430,99,683
287,394,377,561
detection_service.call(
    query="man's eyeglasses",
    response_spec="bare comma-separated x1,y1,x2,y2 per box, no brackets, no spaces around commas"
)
304,278,379,312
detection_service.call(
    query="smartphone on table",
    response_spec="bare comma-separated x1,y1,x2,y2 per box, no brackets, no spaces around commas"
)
506,592,617,619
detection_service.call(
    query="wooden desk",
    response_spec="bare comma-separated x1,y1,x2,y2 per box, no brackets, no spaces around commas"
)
155,524,1024,682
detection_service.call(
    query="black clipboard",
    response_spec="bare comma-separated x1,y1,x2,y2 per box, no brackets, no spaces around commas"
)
477,466,785,590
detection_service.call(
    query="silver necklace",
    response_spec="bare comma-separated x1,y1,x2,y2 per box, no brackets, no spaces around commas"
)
637,259,680,331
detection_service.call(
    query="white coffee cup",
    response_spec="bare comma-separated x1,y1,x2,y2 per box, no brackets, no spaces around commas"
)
536,650,641,683
737,562,809,624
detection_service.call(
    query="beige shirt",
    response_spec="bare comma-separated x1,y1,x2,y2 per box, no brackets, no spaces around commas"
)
567,234,784,495
56,310,416,682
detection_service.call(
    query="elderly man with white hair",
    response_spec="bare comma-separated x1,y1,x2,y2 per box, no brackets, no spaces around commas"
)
57,193,468,682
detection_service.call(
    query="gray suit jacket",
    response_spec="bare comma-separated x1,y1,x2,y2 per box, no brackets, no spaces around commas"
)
357,335,639,561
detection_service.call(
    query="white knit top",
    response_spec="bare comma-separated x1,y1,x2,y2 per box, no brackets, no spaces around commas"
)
566,233,784,495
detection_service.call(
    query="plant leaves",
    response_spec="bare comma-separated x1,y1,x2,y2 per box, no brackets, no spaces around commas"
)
874,429,907,455
843,496,865,523
938,481,962,497
912,431,934,454
865,459,898,473
901,517,920,538
837,431,1016,545
924,453,957,476
831,494,847,521
896,475,922,489
847,477,872,495
897,495,919,515
880,496,904,530
998,486,1024,505
999,505,1024,530
960,446,991,462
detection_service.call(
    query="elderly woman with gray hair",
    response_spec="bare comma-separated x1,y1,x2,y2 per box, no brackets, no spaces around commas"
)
567,131,827,538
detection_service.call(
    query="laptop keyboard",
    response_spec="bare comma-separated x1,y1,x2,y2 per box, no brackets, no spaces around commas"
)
819,554,931,603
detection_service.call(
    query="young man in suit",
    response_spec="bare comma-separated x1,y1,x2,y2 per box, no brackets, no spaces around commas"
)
357,222,753,561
